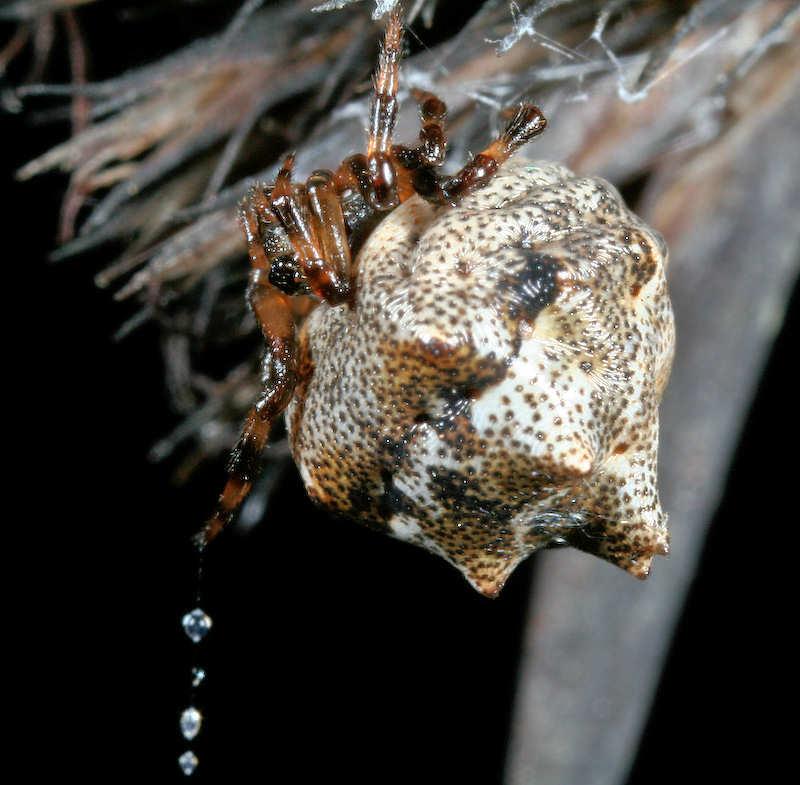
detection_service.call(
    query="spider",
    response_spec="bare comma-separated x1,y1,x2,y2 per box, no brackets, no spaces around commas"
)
200,11,675,597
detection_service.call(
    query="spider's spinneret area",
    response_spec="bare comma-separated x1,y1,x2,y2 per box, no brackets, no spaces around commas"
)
204,12,675,597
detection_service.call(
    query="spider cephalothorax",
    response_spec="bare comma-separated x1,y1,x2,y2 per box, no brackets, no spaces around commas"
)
202,12,675,597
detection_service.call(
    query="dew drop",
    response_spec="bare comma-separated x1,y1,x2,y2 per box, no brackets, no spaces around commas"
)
182,608,212,643
191,667,206,687
180,707,202,741
178,751,198,776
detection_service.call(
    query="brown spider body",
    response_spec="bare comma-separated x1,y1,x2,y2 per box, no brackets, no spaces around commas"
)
202,13,675,597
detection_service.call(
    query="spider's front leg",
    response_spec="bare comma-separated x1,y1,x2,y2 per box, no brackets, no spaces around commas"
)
269,156,352,304
334,11,406,212
200,204,299,544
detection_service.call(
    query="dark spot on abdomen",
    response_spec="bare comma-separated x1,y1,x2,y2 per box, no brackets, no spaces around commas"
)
378,477,416,519
500,250,561,322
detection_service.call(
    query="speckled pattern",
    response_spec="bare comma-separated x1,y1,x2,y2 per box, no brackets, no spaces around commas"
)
286,158,675,596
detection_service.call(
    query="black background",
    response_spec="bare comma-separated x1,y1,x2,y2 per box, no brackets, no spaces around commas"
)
5,2,795,782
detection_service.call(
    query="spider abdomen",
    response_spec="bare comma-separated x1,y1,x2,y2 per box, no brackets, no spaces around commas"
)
287,158,674,597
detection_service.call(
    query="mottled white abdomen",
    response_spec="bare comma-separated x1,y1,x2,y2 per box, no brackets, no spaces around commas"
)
286,158,674,596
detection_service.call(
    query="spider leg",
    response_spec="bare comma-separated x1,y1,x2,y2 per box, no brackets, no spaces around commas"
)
410,104,547,206
268,155,352,304
333,16,450,211
410,89,448,167
392,88,448,201
200,203,298,544
306,169,353,282
364,9,403,210
333,10,404,212
367,10,402,161
393,89,448,169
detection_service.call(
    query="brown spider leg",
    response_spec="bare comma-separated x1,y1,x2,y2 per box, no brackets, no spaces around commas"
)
362,9,403,210
200,204,298,544
269,155,352,304
411,104,547,207
412,89,448,166
393,89,448,169
306,169,353,281
392,88,448,201
332,11,405,212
